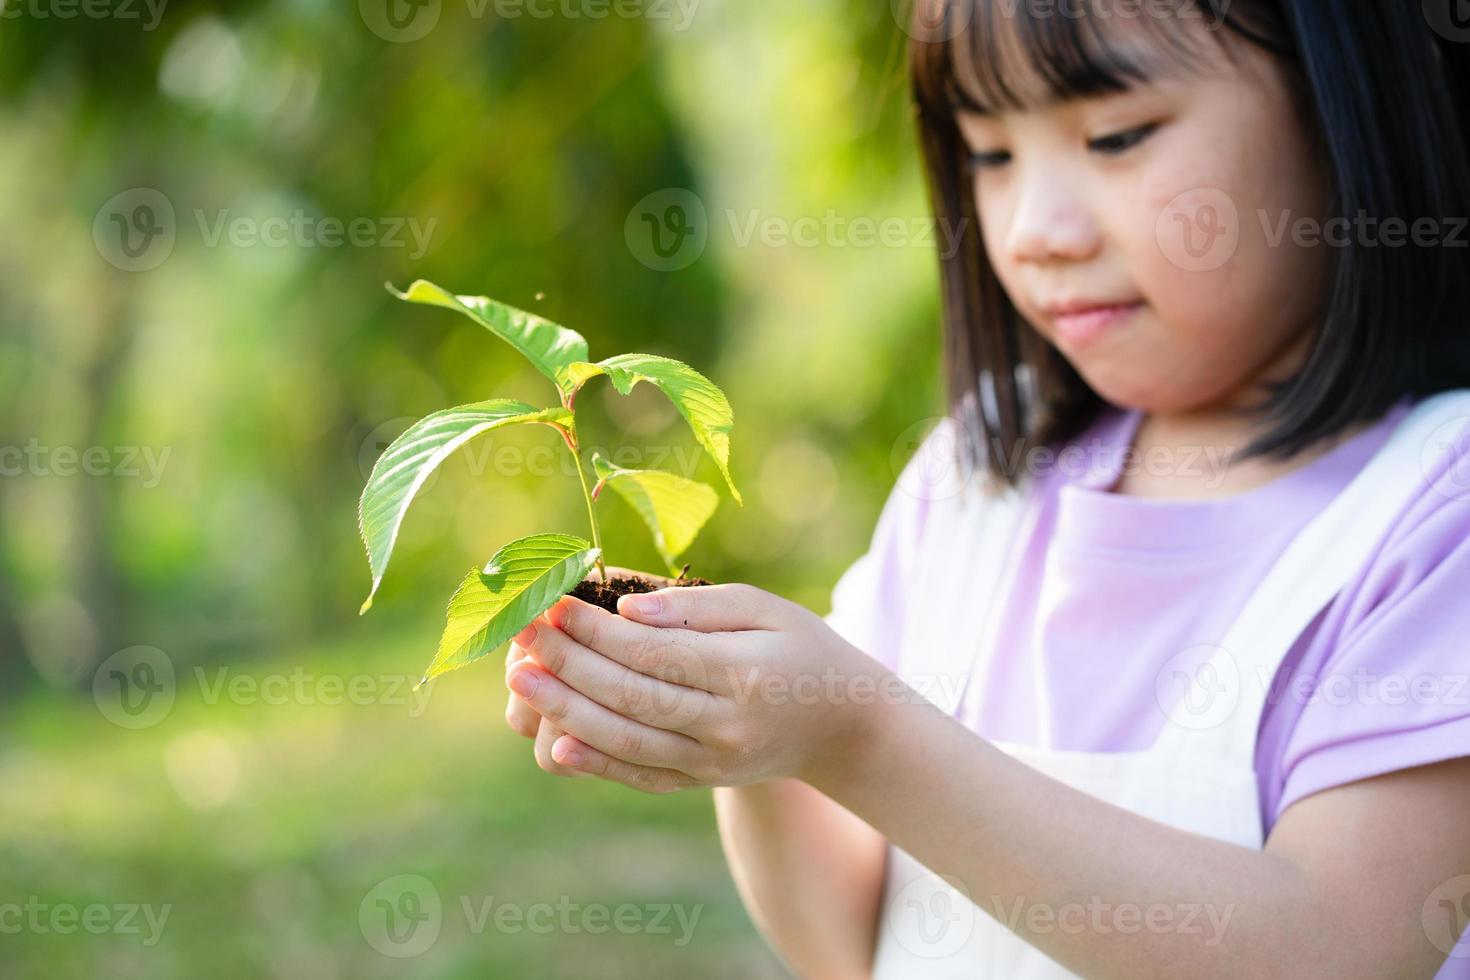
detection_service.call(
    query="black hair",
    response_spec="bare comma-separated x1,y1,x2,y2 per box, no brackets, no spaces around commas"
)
907,0,1470,490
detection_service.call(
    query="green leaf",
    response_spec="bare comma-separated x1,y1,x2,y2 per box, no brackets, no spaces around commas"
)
592,452,718,576
568,353,741,503
358,400,572,613
388,280,589,395
423,533,600,684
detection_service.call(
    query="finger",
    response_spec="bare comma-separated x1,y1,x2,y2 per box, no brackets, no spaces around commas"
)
507,662,702,773
523,613,720,723
542,597,731,695
506,693,541,738
510,643,588,775
507,642,587,775
504,643,541,738
534,717,590,777
613,582,799,632
550,733,698,794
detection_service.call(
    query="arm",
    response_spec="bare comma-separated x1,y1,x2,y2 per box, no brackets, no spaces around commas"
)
816,690,1470,980
713,780,886,980
509,586,1470,980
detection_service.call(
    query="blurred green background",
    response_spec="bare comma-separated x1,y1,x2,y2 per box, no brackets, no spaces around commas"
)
0,1,946,976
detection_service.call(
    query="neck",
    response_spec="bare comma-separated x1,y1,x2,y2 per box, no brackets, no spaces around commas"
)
1112,332,1371,499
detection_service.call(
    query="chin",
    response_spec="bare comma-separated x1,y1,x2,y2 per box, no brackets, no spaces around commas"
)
1071,366,1217,416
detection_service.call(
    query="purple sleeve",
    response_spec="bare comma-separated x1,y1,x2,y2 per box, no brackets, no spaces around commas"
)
1268,441,1470,825
822,425,946,673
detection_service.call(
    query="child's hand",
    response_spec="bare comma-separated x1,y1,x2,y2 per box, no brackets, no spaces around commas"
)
502,566,681,779
505,582,878,793
505,643,588,778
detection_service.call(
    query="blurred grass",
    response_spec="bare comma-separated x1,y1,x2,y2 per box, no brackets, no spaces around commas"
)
0,626,788,978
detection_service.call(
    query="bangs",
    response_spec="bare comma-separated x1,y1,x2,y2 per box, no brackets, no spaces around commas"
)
911,0,1259,116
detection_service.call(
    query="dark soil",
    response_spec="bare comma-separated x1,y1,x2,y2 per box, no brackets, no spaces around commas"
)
569,568,712,615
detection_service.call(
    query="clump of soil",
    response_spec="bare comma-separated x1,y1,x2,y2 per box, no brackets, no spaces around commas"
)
569,566,712,615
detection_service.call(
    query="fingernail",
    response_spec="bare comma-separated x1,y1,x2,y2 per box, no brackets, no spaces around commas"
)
513,622,538,647
622,593,661,617
546,601,569,630
556,745,582,767
507,668,538,698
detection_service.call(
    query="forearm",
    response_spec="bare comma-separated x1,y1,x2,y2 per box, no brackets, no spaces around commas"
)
513,579,1466,977
714,780,886,980
806,696,1377,980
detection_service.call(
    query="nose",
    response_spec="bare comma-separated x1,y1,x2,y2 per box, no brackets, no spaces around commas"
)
1000,171,1102,265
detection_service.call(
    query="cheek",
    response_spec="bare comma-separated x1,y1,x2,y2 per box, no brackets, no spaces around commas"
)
1127,114,1323,348
1228,115,1332,329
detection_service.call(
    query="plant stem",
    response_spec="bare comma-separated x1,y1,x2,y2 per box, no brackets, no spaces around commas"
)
567,422,607,584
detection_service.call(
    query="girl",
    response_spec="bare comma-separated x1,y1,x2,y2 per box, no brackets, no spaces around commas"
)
504,0,1470,976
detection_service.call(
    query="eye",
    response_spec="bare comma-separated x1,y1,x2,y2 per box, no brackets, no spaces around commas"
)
967,149,1012,172
1088,122,1158,156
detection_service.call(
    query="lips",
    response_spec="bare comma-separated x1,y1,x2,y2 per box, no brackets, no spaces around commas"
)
1039,299,1143,347
1039,297,1140,315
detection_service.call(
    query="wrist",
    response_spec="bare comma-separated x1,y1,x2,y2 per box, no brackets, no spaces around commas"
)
795,645,892,797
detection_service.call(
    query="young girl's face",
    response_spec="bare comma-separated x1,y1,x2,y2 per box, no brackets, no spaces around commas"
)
956,16,1329,415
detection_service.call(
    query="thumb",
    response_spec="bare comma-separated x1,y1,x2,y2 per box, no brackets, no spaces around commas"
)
615,582,797,632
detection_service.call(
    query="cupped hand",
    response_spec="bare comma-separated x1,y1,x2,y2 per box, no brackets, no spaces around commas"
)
505,579,882,794
503,566,680,779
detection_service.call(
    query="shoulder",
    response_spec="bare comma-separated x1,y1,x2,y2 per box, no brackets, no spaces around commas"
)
1265,404,1470,825
1339,405,1470,629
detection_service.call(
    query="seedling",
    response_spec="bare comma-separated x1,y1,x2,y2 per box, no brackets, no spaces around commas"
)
357,280,741,685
